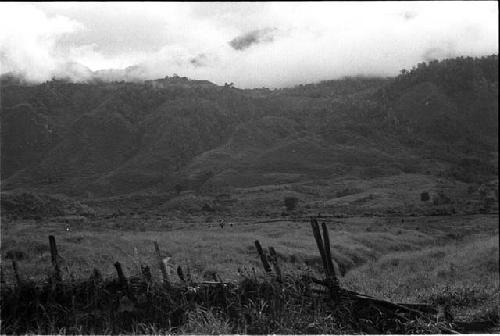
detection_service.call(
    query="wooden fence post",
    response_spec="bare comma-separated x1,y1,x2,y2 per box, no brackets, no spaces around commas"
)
153,241,170,288
114,262,128,291
321,221,339,292
11,260,22,286
48,235,62,282
254,240,272,274
177,265,186,284
310,219,329,276
90,268,102,283
269,247,282,282
310,218,340,295
321,222,337,280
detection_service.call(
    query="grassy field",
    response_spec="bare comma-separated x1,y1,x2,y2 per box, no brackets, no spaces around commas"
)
2,212,498,328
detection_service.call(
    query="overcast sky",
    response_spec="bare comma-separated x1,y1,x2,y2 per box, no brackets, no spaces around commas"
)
0,2,498,88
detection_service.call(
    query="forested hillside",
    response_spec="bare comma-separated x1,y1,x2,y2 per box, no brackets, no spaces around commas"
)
1,56,497,197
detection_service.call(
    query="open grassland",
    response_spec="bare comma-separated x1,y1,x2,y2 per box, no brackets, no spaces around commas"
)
1,213,498,328
344,234,499,323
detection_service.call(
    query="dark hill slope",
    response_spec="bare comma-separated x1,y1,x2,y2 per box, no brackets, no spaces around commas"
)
1,103,53,177
1,56,497,196
374,55,498,183
2,84,276,195
380,55,498,151
183,109,414,188
92,97,244,195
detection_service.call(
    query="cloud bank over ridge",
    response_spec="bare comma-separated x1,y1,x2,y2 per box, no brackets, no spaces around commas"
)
0,2,498,88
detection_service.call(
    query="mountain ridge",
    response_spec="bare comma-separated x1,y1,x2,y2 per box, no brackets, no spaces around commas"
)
1,55,497,198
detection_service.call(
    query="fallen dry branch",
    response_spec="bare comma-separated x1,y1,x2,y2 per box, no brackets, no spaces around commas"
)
306,217,460,334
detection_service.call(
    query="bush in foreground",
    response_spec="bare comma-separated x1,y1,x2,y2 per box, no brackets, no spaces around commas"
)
1,269,469,335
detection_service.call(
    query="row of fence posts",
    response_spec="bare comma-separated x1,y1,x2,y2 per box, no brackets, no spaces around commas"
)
7,218,339,295
5,218,461,333
7,235,183,291
8,235,69,287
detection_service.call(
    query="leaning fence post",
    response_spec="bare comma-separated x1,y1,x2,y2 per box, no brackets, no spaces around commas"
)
321,222,337,279
254,240,272,274
153,241,170,288
48,235,62,282
310,219,329,277
269,247,282,282
321,221,339,291
90,268,102,283
114,262,128,291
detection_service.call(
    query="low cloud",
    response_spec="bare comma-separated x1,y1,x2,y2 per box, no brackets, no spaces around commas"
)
0,2,498,88
0,3,84,81
422,46,456,62
402,11,417,21
189,53,209,67
229,28,277,51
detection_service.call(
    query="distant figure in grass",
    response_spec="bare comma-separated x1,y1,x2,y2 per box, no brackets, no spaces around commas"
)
218,219,225,229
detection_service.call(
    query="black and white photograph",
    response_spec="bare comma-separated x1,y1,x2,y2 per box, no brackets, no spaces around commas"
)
0,1,498,334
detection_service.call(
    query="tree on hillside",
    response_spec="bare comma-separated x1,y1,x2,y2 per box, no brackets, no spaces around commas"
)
174,184,183,195
284,197,299,211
